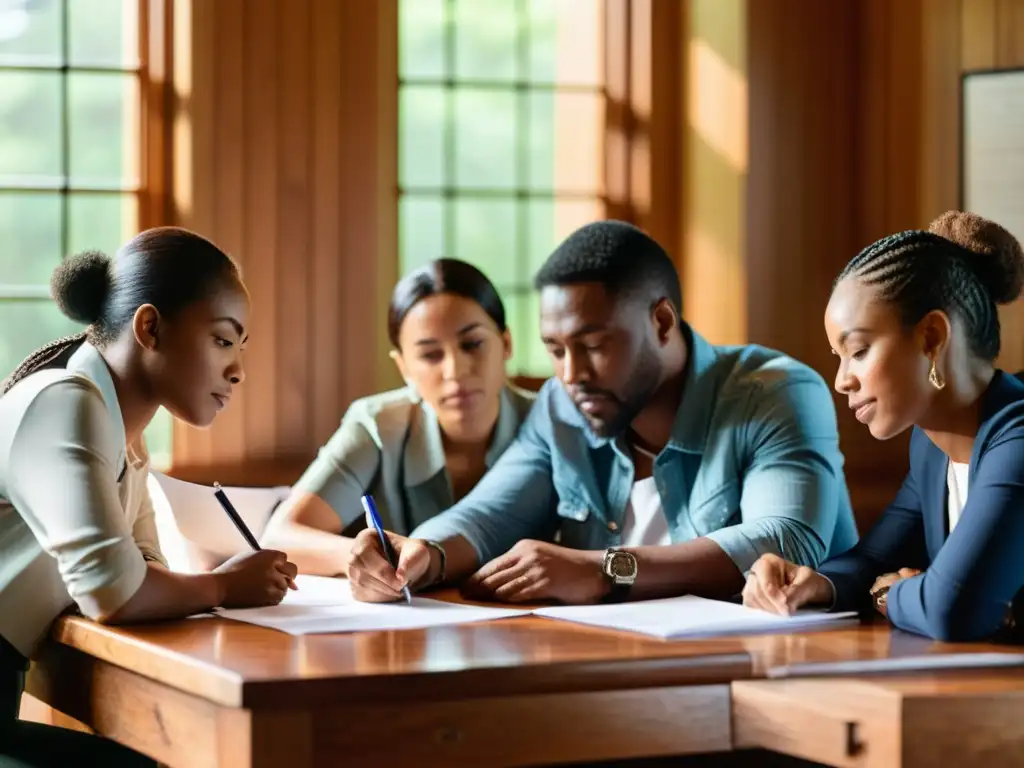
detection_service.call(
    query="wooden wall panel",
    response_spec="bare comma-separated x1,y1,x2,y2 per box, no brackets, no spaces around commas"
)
679,0,1024,531
168,0,398,483
310,0,344,449
209,0,246,467
276,0,313,455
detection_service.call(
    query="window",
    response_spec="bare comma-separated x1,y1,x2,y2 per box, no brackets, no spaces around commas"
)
398,0,606,377
0,0,169,465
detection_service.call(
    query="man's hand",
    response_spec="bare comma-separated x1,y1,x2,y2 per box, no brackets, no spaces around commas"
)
871,567,922,595
346,528,432,602
742,553,835,615
462,540,608,604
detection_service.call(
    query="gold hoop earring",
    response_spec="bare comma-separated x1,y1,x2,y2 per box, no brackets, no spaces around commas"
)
929,360,946,390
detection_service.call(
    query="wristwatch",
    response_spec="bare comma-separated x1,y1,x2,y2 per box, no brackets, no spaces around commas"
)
602,548,638,602
871,584,890,611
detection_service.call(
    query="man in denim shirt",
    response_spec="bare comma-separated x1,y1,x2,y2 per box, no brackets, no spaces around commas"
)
348,221,859,604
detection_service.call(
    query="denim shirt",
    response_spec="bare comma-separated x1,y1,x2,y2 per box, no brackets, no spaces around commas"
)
414,325,859,573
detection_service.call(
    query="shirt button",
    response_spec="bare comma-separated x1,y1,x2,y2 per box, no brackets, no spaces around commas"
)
607,521,619,532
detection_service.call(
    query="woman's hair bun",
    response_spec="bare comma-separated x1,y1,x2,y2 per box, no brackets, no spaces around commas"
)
51,250,112,325
928,210,1024,305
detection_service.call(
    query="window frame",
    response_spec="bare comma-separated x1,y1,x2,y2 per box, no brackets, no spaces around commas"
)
396,0,609,378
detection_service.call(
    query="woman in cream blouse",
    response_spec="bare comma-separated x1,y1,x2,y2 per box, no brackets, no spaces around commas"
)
261,259,535,576
0,228,296,766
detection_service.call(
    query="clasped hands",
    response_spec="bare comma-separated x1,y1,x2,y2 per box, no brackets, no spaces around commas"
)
346,528,609,604
741,553,921,616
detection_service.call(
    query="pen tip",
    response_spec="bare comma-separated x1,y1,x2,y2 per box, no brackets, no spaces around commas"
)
213,481,222,490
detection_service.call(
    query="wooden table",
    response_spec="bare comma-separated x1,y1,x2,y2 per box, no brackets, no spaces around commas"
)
22,601,1024,768
22,593,754,768
732,626,1024,767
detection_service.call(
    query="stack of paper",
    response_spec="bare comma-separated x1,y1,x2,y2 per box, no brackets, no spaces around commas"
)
217,576,857,639
533,595,858,640
216,575,530,635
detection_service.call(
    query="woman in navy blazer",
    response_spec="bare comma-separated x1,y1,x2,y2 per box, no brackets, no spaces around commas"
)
743,211,1024,642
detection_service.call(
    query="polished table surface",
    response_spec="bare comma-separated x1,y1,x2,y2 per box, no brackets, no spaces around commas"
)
45,593,755,708
41,590,1020,707
25,590,1024,767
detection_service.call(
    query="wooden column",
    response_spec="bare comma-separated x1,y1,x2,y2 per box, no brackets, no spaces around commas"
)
167,0,398,484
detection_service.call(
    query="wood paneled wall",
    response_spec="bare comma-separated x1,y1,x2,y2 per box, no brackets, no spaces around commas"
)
168,0,398,483
158,0,1024,504
679,0,1024,530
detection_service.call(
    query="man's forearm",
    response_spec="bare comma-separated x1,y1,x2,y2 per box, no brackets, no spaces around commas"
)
629,537,745,601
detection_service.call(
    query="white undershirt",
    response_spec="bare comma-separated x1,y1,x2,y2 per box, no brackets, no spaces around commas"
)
620,476,672,547
947,460,970,535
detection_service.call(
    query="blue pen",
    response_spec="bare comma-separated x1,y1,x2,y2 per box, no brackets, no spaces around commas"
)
360,494,412,604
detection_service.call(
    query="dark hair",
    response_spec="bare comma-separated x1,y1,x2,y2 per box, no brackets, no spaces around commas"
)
2,226,239,394
533,220,683,319
387,258,506,348
835,211,1024,361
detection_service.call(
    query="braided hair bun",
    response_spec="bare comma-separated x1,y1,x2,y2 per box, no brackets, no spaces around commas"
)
928,211,1024,306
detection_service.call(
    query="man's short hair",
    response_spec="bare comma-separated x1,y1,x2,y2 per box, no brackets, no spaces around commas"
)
533,220,682,317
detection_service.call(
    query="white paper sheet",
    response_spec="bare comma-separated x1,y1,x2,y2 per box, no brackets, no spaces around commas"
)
216,575,530,635
767,652,1024,678
533,595,858,640
148,471,289,568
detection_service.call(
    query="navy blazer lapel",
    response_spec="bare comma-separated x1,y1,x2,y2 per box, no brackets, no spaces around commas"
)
928,450,949,561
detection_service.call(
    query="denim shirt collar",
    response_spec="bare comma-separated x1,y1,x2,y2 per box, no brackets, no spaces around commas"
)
666,324,723,454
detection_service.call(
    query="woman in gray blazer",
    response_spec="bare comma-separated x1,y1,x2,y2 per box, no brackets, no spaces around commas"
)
261,259,535,576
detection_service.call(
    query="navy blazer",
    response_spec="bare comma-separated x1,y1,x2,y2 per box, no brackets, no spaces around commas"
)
820,370,1024,642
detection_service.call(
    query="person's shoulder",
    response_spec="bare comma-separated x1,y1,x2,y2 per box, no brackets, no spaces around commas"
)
504,381,539,420
1,371,114,462
2,368,106,424
336,386,421,442
979,394,1024,450
711,340,830,403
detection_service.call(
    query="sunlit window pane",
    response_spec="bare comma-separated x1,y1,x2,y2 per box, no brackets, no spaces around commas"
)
69,0,138,68
400,195,447,275
453,197,518,286
69,193,137,257
527,0,603,86
0,301,85,382
0,71,62,180
453,89,517,189
453,0,517,83
0,0,62,66
69,72,139,187
0,192,63,284
399,0,447,80
399,86,447,189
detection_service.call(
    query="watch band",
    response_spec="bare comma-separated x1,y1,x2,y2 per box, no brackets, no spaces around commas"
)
419,539,447,589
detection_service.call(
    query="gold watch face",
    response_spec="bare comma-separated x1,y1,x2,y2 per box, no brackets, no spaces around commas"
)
608,551,637,579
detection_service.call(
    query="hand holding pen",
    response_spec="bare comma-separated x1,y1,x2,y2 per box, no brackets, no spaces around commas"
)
355,494,415,604
211,481,298,604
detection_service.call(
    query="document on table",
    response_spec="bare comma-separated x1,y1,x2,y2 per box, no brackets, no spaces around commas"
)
767,652,1024,678
149,471,288,557
216,575,530,635
533,595,858,640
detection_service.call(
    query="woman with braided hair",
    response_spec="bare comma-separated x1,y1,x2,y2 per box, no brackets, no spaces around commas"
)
744,211,1024,642
0,227,296,766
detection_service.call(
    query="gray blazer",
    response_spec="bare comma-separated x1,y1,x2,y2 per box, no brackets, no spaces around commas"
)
292,384,535,535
